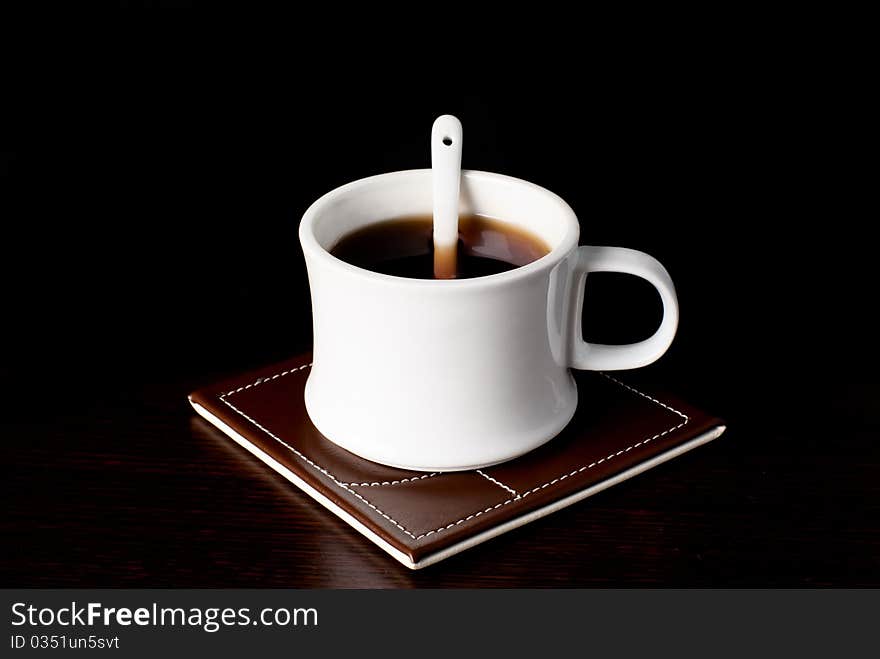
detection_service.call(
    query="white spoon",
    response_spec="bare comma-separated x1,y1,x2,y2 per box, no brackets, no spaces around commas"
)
431,115,463,279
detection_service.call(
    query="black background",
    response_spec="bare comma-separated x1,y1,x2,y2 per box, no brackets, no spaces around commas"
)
2,23,877,586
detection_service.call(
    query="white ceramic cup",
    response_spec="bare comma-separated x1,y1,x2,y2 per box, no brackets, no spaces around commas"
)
299,169,678,471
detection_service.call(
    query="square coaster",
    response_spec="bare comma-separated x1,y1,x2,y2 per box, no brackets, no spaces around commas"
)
190,355,725,569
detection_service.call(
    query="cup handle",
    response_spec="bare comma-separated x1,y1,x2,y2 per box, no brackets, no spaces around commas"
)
569,246,679,371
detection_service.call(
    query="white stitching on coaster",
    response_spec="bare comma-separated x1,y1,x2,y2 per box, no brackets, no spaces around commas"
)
218,362,689,541
600,373,689,421
476,470,519,497
343,473,439,487
221,363,311,398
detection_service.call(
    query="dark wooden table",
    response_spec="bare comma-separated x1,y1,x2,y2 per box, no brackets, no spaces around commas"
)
4,348,877,587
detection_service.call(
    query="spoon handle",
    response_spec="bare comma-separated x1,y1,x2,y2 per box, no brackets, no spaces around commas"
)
431,114,463,272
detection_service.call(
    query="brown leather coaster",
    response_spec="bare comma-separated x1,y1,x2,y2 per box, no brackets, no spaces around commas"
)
189,354,725,569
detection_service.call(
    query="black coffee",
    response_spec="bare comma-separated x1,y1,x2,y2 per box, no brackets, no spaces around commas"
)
330,214,551,280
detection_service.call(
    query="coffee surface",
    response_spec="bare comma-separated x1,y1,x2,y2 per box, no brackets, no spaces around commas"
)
330,214,551,279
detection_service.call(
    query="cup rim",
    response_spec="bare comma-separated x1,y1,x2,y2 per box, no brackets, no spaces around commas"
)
298,169,580,288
